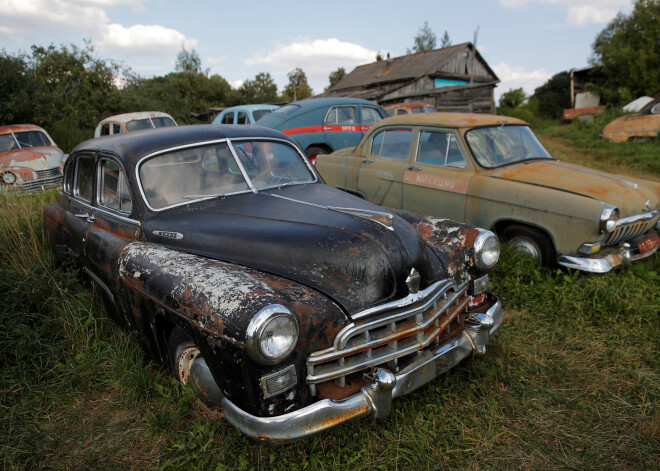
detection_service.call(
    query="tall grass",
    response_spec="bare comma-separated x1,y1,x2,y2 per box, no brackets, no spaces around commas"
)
1,171,658,469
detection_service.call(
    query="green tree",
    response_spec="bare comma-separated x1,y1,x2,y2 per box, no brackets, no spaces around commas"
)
590,0,660,105
407,22,437,54
0,50,37,123
239,72,278,103
174,47,204,75
282,68,312,101
530,71,571,119
440,31,452,48
326,67,346,91
498,88,527,109
375,51,384,61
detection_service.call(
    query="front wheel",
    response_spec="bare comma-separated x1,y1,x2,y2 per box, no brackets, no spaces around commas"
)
501,224,555,267
168,327,201,386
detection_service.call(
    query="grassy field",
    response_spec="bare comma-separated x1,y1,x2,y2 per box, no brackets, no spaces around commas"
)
1,122,659,470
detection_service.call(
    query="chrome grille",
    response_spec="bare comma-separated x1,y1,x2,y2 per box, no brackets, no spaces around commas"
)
307,280,468,396
603,212,659,246
19,173,62,191
36,168,62,179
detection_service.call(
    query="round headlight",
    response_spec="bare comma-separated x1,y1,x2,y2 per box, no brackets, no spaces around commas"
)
474,230,500,273
246,305,299,365
2,171,16,185
599,206,619,233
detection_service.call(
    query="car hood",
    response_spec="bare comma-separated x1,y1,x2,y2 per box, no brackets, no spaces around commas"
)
143,184,447,316
490,160,660,216
0,146,63,170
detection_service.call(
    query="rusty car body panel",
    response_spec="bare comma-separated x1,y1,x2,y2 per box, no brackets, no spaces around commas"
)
603,99,660,143
316,112,660,272
43,124,503,441
94,111,177,137
0,124,66,190
384,102,437,116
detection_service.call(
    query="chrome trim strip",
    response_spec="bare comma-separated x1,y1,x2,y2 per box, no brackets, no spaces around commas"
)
558,241,659,273
67,198,140,226
544,161,639,189
222,298,502,443
615,209,659,226
83,267,115,303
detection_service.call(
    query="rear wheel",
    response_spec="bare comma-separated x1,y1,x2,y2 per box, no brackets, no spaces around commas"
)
305,145,330,163
501,224,555,267
168,327,201,386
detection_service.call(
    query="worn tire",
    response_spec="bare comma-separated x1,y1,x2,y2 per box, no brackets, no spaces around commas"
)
168,327,201,386
501,224,555,267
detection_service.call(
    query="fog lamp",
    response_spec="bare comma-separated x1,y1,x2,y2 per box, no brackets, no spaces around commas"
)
261,365,297,398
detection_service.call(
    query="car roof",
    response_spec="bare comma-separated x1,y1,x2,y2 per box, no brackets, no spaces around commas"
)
378,112,528,128
97,111,175,125
220,104,280,113
285,97,382,109
72,124,294,165
0,124,47,135
383,102,435,110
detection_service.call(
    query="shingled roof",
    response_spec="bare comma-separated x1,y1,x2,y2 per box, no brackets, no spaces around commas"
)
328,43,499,92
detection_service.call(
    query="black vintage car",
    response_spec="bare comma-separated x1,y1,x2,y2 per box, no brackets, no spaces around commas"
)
43,125,503,442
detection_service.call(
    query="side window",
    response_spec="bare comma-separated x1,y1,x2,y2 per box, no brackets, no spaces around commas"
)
326,106,356,125
221,113,234,124
417,131,467,168
63,159,75,194
370,129,413,161
75,155,95,201
397,109,408,115
362,107,384,125
100,124,110,136
99,158,133,213
112,123,122,134
237,112,248,125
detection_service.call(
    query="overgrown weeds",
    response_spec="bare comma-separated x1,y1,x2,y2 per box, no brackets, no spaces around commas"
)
1,171,659,469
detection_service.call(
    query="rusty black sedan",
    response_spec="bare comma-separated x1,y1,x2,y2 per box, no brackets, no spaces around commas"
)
43,124,503,442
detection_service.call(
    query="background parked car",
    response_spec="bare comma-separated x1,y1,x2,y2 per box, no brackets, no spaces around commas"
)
384,102,437,116
43,124,503,442
316,112,660,273
602,98,660,142
256,97,386,161
0,124,66,190
212,104,279,125
94,111,177,137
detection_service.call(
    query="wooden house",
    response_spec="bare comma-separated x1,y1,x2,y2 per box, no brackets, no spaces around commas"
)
323,43,499,114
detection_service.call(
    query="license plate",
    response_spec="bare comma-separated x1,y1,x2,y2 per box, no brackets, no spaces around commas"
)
638,233,660,255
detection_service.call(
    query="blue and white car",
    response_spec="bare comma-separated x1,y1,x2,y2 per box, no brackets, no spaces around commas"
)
212,104,280,126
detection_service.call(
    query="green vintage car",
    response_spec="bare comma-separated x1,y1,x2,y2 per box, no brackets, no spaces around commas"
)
316,113,660,273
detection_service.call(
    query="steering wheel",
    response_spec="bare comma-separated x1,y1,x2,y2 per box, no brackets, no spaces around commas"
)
502,145,526,163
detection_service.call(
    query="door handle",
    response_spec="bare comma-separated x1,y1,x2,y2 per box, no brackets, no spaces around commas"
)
407,166,423,171
74,212,90,218
363,158,374,163
86,215,96,223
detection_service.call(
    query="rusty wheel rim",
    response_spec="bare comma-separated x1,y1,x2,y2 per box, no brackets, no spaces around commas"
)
176,345,201,385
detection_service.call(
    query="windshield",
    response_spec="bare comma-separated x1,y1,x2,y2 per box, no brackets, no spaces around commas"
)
0,130,51,152
126,119,153,132
465,125,552,168
151,117,176,128
139,140,316,210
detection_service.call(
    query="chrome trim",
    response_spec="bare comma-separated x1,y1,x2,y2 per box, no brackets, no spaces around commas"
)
83,267,114,303
67,198,140,226
558,239,659,273
472,273,489,295
261,365,297,399
603,210,659,246
246,304,299,365
599,205,619,233
474,230,500,272
223,299,502,442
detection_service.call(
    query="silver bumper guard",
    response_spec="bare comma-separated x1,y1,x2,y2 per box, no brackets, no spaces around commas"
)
222,299,503,442
558,237,659,273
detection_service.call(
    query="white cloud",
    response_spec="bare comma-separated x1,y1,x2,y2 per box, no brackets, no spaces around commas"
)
0,0,194,58
246,38,379,74
498,0,632,25
97,23,197,57
493,62,552,100
230,80,244,89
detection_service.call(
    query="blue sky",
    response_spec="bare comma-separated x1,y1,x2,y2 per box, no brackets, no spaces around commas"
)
0,0,634,101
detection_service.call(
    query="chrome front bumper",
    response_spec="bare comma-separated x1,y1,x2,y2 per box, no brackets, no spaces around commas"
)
558,234,659,273
222,299,503,443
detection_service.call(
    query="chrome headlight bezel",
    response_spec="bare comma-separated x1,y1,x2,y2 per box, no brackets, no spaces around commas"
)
474,230,500,273
599,205,619,233
246,304,299,365
1,171,17,185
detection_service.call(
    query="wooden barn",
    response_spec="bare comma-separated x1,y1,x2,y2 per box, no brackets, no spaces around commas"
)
323,43,499,114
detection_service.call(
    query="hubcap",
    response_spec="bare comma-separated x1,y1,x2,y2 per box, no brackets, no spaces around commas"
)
509,238,541,263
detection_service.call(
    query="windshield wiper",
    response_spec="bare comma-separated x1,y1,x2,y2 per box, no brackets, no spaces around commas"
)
182,192,228,200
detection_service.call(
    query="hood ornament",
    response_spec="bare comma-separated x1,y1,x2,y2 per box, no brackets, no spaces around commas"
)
644,200,652,212
406,268,421,294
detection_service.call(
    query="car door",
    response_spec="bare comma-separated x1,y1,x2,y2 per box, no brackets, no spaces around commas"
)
64,153,96,263
402,129,472,222
323,105,361,150
357,127,414,208
84,155,140,297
